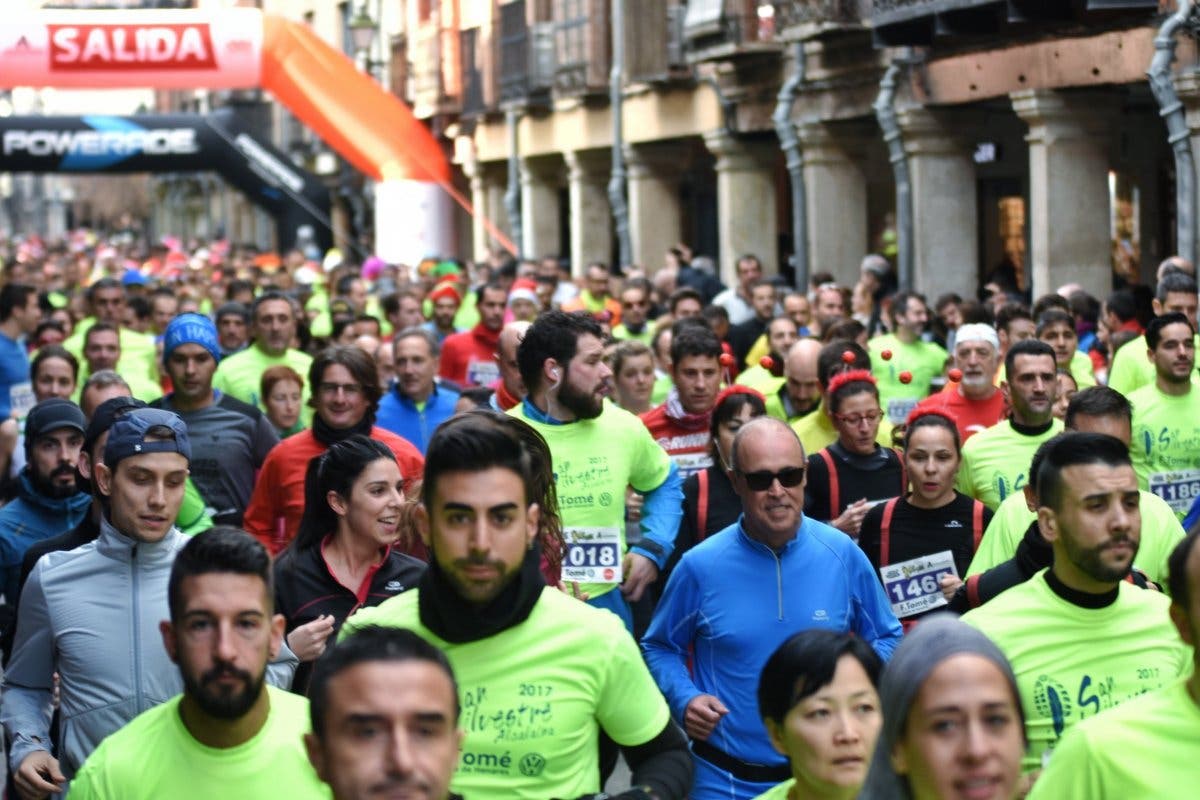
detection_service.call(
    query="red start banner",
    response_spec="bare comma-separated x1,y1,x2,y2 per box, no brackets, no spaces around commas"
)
48,23,218,71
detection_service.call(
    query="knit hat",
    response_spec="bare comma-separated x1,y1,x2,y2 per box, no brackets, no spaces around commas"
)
104,408,191,469
24,398,86,462
508,279,539,307
162,313,220,366
859,614,1024,800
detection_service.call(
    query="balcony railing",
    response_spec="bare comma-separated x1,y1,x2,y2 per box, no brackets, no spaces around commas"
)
553,0,610,95
773,0,867,35
685,0,783,62
625,0,691,84
872,0,1160,47
461,27,486,116
499,0,554,106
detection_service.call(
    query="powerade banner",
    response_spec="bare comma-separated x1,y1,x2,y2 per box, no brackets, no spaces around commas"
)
0,109,331,252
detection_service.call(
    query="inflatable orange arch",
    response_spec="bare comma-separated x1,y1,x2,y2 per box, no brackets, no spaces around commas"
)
0,8,513,262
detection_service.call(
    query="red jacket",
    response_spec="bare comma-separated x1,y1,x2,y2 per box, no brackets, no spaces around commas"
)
438,323,502,387
243,427,426,557
640,404,713,477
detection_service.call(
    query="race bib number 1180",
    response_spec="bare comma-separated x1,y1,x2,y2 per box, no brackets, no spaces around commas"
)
562,526,622,584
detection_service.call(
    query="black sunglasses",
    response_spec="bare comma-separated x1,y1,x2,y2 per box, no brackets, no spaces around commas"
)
738,467,806,492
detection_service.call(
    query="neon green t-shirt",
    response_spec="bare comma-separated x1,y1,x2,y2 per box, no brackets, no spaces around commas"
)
64,322,161,389
790,402,894,460
734,365,784,395
868,334,947,425
1128,383,1200,515
957,419,1063,509
212,345,314,424
961,573,1189,772
1107,334,1154,396
510,401,671,599
750,778,795,799
1027,680,1200,800
454,290,480,330
68,687,330,800
343,587,671,800
966,489,1183,584
650,373,673,406
611,324,652,346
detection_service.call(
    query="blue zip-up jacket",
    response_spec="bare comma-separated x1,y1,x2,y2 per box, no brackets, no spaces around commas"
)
642,515,902,770
376,383,460,454
0,471,91,604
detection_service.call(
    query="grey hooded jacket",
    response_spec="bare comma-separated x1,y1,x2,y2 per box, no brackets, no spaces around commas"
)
0,517,297,778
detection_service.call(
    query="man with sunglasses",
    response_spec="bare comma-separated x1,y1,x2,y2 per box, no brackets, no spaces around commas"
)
643,416,901,800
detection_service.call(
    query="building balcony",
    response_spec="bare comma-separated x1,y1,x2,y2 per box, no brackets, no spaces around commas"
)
553,0,611,96
498,0,555,107
773,0,868,39
685,0,784,63
409,20,461,119
871,0,1162,48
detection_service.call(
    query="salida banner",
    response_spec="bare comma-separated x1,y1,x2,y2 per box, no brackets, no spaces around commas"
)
0,109,331,252
0,8,480,264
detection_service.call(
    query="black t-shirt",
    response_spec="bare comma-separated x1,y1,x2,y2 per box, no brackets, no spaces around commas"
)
804,443,905,523
858,491,992,579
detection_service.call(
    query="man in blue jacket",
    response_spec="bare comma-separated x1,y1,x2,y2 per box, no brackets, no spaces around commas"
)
643,416,901,800
376,327,460,454
0,398,91,605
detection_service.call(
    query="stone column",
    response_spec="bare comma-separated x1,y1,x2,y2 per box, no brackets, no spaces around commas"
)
465,160,510,263
520,155,563,261
564,149,613,275
897,107,979,299
1012,89,1114,299
703,131,778,285
798,122,867,287
624,142,683,272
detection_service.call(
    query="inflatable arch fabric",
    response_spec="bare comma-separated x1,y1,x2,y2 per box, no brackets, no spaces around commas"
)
0,8,509,263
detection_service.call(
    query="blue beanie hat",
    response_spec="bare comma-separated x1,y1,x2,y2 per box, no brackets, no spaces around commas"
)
162,313,220,366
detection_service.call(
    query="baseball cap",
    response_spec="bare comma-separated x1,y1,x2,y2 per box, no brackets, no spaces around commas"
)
24,398,86,461
104,408,191,469
84,396,148,457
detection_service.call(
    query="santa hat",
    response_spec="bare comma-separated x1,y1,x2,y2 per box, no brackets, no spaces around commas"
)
429,279,462,305
508,279,539,307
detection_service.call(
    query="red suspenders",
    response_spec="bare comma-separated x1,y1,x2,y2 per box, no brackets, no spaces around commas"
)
696,469,709,540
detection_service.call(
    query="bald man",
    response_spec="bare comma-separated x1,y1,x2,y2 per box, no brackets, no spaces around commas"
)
490,320,531,411
766,339,822,423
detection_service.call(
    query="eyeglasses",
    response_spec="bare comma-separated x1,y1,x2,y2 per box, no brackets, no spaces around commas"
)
318,382,364,397
834,409,883,426
738,467,806,492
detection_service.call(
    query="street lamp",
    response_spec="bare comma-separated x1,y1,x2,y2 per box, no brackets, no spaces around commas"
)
348,7,379,74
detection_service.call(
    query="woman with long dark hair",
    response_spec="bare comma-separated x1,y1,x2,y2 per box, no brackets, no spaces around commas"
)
273,433,426,691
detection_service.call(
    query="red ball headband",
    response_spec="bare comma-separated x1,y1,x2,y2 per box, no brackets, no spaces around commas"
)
826,368,876,396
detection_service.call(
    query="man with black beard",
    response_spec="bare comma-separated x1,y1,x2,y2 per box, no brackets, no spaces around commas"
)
69,528,328,799
512,311,682,632
0,398,90,607
963,432,1191,775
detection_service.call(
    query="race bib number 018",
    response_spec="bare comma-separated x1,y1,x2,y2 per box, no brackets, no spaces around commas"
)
562,527,622,584
1149,469,1200,514
880,550,957,618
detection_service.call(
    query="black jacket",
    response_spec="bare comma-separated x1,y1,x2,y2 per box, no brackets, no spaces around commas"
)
274,541,426,692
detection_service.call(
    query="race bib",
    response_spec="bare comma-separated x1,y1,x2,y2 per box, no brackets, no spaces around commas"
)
8,382,34,417
1149,469,1200,514
465,358,500,387
880,550,957,618
562,526,622,584
887,397,918,425
672,451,712,478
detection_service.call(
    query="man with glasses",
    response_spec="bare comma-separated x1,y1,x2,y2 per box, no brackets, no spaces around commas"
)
612,279,654,345
644,415,900,799
243,346,424,556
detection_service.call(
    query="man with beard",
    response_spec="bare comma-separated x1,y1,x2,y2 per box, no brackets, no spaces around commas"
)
963,432,1190,774
422,280,462,345
511,311,682,631
0,398,90,606
343,414,691,800
1128,312,1200,516
766,339,821,423
69,528,328,799
958,339,1063,509
1028,530,1200,798
3,410,295,797
642,321,725,477
913,323,1007,443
